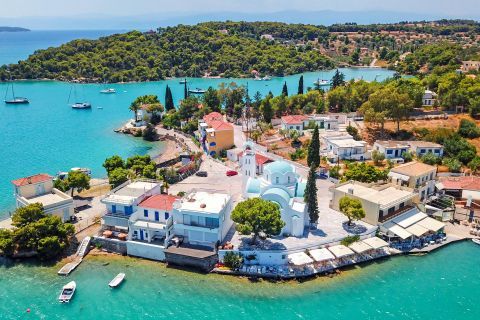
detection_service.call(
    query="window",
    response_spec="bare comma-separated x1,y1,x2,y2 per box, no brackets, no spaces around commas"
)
388,207,395,214
143,209,148,218
386,150,393,155
206,217,219,228
287,176,291,183
434,149,440,154
154,211,159,221
165,212,169,220
296,126,300,130
275,177,279,184
420,149,426,154
379,210,384,218
125,206,133,215
399,202,404,209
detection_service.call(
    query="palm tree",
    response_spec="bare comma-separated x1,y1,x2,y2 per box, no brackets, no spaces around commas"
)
129,102,140,122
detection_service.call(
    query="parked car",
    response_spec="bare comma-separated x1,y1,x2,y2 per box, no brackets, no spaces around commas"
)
226,170,238,177
195,171,208,177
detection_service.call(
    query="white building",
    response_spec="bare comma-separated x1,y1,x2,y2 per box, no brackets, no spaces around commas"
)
324,135,370,162
244,158,308,237
422,90,437,106
373,140,410,160
407,141,444,158
388,161,437,201
281,114,340,134
172,190,233,249
12,174,74,222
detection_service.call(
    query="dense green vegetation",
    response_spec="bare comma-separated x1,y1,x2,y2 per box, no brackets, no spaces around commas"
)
0,204,75,260
0,24,333,82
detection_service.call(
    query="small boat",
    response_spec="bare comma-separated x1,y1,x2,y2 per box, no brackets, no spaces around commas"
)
109,273,126,288
72,102,91,109
97,106,103,109
179,79,187,84
58,281,76,303
262,76,271,81
253,76,263,81
472,238,480,245
4,97,29,104
188,88,206,94
313,79,330,86
100,88,116,94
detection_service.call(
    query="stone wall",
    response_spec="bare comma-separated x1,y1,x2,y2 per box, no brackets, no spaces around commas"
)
92,237,127,255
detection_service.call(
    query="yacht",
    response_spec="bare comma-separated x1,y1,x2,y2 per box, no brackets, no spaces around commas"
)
313,79,330,86
100,88,116,94
4,81,29,104
72,102,92,109
188,88,206,94
58,281,76,303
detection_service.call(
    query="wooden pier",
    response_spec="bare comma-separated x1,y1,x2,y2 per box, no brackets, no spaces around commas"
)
58,236,91,276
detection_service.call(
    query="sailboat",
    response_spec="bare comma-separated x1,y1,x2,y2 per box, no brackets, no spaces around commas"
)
4,81,29,104
68,84,91,109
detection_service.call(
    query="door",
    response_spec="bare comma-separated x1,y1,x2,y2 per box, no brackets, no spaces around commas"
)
140,229,144,241
155,211,160,221
111,205,117,214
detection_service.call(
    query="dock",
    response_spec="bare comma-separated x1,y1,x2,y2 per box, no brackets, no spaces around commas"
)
58,236,91,276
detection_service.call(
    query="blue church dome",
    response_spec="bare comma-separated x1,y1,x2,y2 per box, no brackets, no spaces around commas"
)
264,161,294,175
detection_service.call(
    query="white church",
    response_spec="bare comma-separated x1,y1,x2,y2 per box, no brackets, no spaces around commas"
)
241,141,309,237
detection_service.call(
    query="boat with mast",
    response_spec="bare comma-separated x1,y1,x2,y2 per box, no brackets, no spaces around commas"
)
68,83,91,109
4,75,29,104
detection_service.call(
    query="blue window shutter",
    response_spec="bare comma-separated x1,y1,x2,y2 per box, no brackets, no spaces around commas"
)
165,212,169,220
144,209,148,218
155,211,159,221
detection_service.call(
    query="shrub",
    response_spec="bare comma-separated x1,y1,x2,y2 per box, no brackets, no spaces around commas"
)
372,150,385,165
443,157,462,173
223,251,243,270
458,119,480,139
421,152,441,165
340,235,360,246
329,166,341,179
402,151,413,163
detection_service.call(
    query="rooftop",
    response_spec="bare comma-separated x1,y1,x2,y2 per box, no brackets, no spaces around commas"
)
203,112,223,122
390,161,436,177
12,174,52,187
26,192,71,207
407,140,443,149
174,191,230,214
336,182,415,208
374,140,409,148
114,181,159,198
328,137,365,148
281,115,308,124
438,176,480,192
264,161,295,175
207,120,233,131
138,194,178,211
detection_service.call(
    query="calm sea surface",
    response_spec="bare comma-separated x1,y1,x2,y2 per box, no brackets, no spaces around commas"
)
0,241,479,320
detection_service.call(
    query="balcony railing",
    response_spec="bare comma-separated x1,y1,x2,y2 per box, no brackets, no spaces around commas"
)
379,205,415,223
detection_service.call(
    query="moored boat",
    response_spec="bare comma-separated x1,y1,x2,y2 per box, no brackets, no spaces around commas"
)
262,76,271,81
100,88,116,94
313,79,330,86
72,102,91,109
4,97,29,104
473,238,480,245
109,273,126,288
58,281,76,303
188,88,206,94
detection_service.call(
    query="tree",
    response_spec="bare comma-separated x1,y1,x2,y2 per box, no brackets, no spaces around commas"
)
421,152,441,165
130,95,160,122
346,124,361,140
304,165,319,227
261,95,273,123
142,163,157,179
282,81,288,96
12,203,46,228
469,98,480,118
202,86,221,112
0,229,14,256
443,157,462,173
307,125,320,168
458,119,480,139
331,69,345,88
343,162,388,183
108,167,129,188
351,49,360,64
66,171,90,197
298,75,304,95
443,134,476,165
184,80,188,99
402,151,414,163
142,124,159,141
164,85,175,111
250,129,261,143
468,156,480,174
339,196,365,226
231,198,285,244
223,251,243,270
103,155,125,175
372,150,386,165
177,96,199,121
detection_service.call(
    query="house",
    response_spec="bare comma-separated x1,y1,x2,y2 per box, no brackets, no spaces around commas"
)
101,179,161,233
407,141,444,158
324,135,370,162
280,115,308,132
12,174,74,222
238,142,274,176
244,158,308,237
461,61,480,72
422,90,437,106
281,114,340,134
134,104,162,127
436,176,480,200
126,194,178,261
307,115,339,131
198,112,234,156
260,34,275,41
171,190,233,249
330,181,417,225
373,140,409,160
388,161,437,201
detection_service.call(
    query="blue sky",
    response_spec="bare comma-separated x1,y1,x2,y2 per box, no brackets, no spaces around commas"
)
1,0,479,18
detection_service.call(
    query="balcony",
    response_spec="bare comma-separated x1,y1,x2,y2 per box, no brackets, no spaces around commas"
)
379,205,416,223
103,213,130,228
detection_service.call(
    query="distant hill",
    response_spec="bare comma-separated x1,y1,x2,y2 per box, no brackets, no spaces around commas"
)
0,26,30,32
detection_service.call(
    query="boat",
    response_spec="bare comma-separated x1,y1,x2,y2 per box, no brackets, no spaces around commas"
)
58,281,76,303
4,78,29,104
70,167,92,176
179,79,187,84
109,273,126,288
72,102,91,109
100,88,116,94
313,79,330,86
188,88,206,94
262,76,271,81
473,238,480,245
253,76,263,81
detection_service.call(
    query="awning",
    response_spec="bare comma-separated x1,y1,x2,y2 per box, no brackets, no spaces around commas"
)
435,182,445,190
384,221,412,240
328,245,355,258
309,248,335,262
348,241,372,253
392,210,427,228
288,252,314,265
417,217,445,232
406,223,430,237
362,237,389,249
133,220,167,230
388,171,410,182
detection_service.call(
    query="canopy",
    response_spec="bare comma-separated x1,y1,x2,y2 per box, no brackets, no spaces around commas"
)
406,223,430,237
328,245,354,258
384,221,412,240
388,171,410,182
133,220,167,230
362,237,389,249
392,210,427,228
348,241,372,254
417,217,445,232
288,252,314,265
309,248,335,262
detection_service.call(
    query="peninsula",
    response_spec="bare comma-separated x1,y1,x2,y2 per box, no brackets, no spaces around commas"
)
0,26,30,32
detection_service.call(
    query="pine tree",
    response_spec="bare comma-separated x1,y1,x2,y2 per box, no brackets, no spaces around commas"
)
184,80,188,99
331,69,345,89
282,81,288,96
307,125,320,168
304,165,319,227
165,85,175,111
298,75,304,95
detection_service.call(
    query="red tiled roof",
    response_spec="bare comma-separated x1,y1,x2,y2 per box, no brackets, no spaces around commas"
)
203,112,223,122
439,176,480,192
138,194,179,211
208,120,233,131
238,152,274,165
12,174,52,187
281,115,307,124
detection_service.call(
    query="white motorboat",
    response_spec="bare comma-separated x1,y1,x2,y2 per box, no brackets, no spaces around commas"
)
262,76,271,81
100,88,116,94
188,88,206,94
72,102,91,109
109,273,126,288
472,238,480,245
58,281,76,303
313,79,330,86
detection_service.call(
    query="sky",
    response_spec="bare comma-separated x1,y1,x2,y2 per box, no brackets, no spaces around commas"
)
1,0,479,18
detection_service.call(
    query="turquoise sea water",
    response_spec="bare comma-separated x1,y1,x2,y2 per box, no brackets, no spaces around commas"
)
1,241,479,319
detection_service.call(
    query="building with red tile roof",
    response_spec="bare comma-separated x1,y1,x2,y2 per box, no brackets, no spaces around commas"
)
138,194,178,211
12,173,52,187
198,112,234,156
203,112,223,123
437,176,480,200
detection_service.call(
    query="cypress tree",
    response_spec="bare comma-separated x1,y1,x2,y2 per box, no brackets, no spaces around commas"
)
307,125,320,168
304,165,319,227
184,80,188,99
165,85,174,111
298,75,304,95
331,69,345,89
282,81,288,96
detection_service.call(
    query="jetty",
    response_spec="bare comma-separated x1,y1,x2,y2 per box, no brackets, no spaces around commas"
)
58,236,91,276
